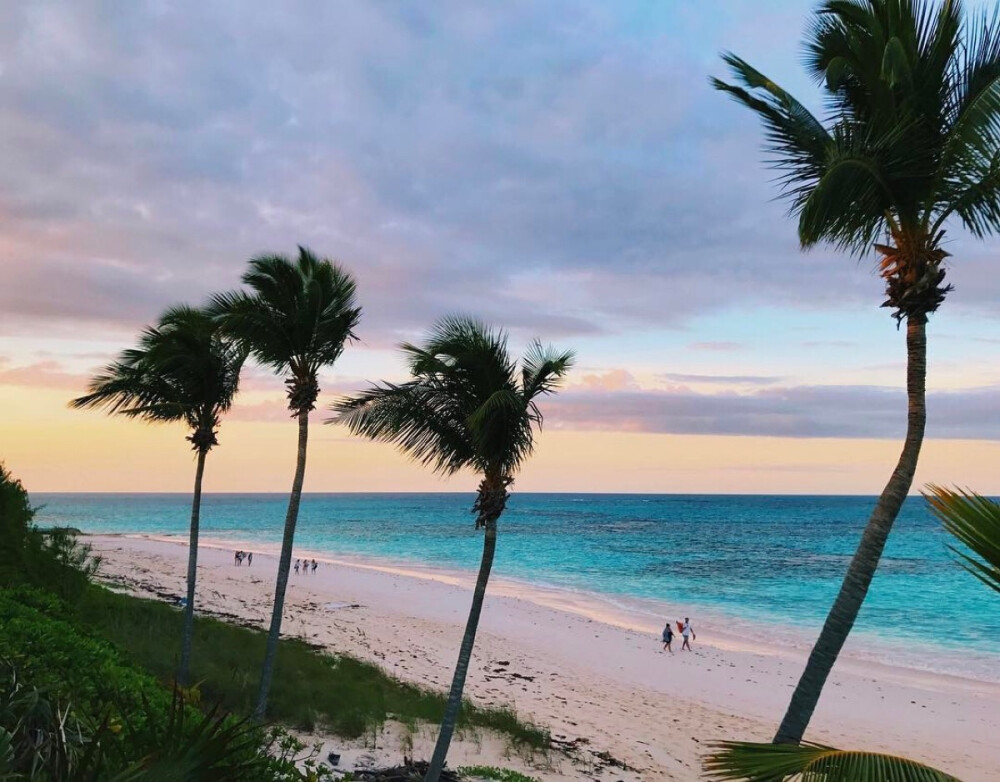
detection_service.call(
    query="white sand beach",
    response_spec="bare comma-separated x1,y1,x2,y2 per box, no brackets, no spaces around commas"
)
88,534,1000,781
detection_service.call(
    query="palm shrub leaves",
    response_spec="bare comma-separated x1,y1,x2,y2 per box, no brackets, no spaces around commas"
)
703,486,1000,779
703,741,961,781
329,316,573,782
925,485,1000,593
713,0,1000,744
210,247,361,718
71,306,244,685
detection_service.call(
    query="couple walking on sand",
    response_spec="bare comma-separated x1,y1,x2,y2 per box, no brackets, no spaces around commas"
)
661,617,694,654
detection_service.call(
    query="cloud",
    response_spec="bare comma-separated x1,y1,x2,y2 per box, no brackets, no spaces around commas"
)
575,369,639,392
0,0,900,345
0,360,86,390
7,348,1000,441
546,384,1000,439
659,372,782,385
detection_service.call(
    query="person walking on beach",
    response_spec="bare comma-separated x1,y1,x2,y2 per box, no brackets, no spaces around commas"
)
310,559,317,574
661,622,674,653
681,617,695,651
294,559,300,575
234,550,240,566
247,551,252,566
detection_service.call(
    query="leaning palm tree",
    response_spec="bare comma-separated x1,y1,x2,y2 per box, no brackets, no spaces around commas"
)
210,247,361,719
713,0,1000,744
330,316,573,782
71,305,243,685
703,485,1000,780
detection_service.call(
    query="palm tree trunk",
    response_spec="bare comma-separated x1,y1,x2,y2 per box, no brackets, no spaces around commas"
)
424,488,501,782
254,408,309,719
178,446,207,686
774,315,927,744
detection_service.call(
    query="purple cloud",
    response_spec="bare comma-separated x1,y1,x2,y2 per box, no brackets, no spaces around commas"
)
0,0,898,346
546,384,1000,439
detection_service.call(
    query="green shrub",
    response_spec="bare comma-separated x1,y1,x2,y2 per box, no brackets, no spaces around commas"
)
0,463,95,601
0,592,330,781
0,588,170,722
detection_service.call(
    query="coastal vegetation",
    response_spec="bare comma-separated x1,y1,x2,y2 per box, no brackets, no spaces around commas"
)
331,316,573,782
0,462,326,780
70,306,244,686
209,248,362,719
713,0,1000,746
77,585,549,750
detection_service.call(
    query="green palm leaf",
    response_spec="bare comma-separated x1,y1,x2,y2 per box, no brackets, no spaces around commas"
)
209,246,361,412
71,305,244,449
703,740,961,781
329,315,573,481
924,485,1000,593
713,0,1000,263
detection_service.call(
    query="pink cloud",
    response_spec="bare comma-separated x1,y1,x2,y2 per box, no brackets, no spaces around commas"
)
575,369,639,392
0,360,86,391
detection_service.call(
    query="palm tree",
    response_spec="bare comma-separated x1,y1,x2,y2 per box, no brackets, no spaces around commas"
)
712,0,1000,744
330,316,573,782
703,484,1000,780
210,247,361,719
71,306,243,685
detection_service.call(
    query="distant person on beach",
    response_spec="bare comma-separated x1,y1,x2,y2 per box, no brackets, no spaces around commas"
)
234,550,240,566
661,622,674,653
310,559,317,574
247,552,252,566
294,559,300,575
681,618,695,651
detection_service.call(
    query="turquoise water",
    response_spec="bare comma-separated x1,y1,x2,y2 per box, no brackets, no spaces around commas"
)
33,493,1000,677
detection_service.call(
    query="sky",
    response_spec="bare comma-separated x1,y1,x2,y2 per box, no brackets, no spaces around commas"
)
4,0,1000,494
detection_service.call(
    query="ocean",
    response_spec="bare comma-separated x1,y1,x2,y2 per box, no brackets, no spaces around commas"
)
33,492,1000,681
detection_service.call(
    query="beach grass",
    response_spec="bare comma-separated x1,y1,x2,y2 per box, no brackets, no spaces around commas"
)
78,584,550,749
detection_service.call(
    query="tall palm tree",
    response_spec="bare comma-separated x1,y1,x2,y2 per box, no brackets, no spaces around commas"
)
71,305,243,685
703,484,1000,780
330,316,573,782
713,0,1000,744
210,247,361,719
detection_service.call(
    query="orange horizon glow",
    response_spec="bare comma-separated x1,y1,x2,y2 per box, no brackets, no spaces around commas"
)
6,385,1000,496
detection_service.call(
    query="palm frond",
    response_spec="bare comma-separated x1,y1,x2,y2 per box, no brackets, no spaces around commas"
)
796,137,894,251
210,247,360,409
329,316,572,479
332,382,473,476
716,0,1000,266
71,305,244,448
924,484,1000,593
520,341,575,403
711,54,831,216
704,740,960,781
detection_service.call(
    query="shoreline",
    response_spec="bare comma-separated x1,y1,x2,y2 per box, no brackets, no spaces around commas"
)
98,530,1000,688
86,533,1000,781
